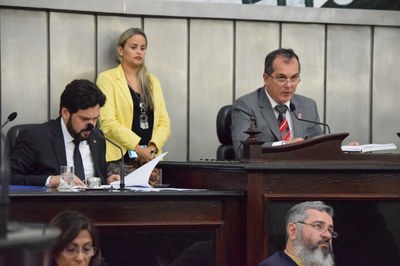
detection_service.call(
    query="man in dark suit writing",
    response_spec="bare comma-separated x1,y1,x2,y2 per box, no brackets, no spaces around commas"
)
10,79,120,187
258,201,336,266
231,48,323,160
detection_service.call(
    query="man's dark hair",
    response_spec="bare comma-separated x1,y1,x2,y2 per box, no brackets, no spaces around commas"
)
264,48,301,74
59,79,106,115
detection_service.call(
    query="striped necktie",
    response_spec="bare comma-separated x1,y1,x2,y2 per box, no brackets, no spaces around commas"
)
275,105,291,141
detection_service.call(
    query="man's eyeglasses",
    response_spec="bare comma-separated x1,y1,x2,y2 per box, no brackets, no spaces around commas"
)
63,244,97,257
266,73,300,85
296,221,338,238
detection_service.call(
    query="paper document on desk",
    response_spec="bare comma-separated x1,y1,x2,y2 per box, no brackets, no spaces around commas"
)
110,152,167,187
341,143,397,153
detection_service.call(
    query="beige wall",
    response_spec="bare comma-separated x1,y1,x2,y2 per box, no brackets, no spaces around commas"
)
1,1,400,161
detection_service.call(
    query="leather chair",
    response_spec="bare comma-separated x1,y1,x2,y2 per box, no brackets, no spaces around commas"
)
5,124,38,156
216,105,235,160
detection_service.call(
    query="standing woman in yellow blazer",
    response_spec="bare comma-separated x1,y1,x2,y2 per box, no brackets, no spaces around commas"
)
96,28,170,180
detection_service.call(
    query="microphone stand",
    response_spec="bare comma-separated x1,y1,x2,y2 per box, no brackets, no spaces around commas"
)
0,112,18,237
87,124,125,190
290,104,331,134
0,130,10,238
0,114,18,237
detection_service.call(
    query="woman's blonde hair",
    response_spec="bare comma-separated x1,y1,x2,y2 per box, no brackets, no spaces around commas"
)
117,27,154,110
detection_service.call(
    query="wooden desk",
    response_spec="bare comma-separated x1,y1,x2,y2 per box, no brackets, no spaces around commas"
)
8,141,400,266
160,159,400,266
8,186,245,266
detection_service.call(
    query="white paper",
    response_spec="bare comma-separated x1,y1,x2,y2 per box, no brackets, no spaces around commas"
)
110,152,168,187
341,143,397,153
97,185,206,192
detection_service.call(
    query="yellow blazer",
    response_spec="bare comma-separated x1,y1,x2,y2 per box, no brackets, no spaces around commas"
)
96,64,171,162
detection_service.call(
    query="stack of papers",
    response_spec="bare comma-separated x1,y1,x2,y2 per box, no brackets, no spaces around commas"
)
78,151,206,191
341,143,398,153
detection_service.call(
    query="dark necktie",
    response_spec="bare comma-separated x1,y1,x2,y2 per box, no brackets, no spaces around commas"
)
275,105,291,141
73,139,85,180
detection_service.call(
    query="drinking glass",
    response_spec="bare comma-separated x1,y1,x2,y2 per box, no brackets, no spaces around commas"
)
59,165,74,191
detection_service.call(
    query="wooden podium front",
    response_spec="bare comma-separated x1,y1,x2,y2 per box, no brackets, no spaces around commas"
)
160,133,400,266
243,132,400,163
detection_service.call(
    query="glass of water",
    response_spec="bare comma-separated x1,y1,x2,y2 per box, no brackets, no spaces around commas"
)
59,165,74,191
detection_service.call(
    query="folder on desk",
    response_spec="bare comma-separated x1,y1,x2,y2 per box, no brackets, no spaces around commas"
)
110,152,167,187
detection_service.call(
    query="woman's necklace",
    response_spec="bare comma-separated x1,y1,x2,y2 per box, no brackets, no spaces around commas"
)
127,79,149,129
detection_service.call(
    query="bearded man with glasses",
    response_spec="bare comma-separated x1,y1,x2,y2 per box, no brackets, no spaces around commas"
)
259,201,336,266
231,48,323,160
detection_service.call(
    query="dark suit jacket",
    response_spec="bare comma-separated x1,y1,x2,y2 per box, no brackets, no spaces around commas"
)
231,87,323,160
10,117,107,186
258,251,298,266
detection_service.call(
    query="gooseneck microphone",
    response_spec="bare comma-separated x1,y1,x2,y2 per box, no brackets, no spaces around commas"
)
87,123,125,190
289,103,331,134
1,112,18,129
1,112,17,237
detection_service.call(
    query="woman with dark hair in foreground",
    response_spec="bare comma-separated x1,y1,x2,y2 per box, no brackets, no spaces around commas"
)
49,210,104,266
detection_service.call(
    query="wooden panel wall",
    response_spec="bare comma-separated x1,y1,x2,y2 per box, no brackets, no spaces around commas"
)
1,2,400,161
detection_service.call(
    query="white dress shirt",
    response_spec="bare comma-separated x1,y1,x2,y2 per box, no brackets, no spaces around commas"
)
45,119,95,186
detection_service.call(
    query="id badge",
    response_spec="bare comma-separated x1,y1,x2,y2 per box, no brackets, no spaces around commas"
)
128,145,147,159
128,149,138,159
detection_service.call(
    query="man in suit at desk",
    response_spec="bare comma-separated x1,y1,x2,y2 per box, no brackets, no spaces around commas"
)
10,79,120,187
231,48,323,160
259,201,336,266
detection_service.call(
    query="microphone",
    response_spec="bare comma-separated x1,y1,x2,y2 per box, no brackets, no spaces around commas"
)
1,112,18,129
289,103,331,134
0,113,17,237
86,123,125,190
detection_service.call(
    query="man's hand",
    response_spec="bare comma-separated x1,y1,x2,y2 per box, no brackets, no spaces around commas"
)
73,176,85,187
347,141,360,146
106,174,120,184
284,137,304,144
49,175,85,188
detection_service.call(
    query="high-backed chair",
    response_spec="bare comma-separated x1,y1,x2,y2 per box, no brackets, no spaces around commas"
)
5,124,38,156
216,105,235,161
